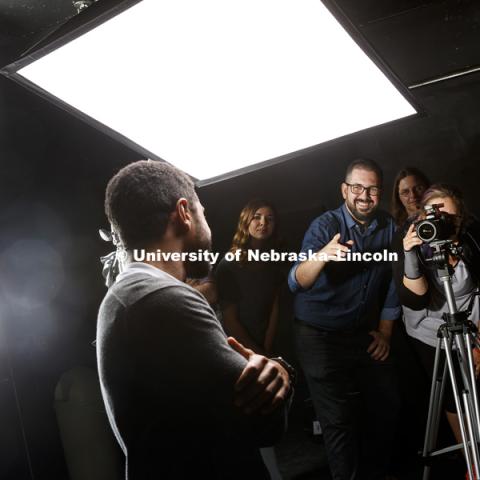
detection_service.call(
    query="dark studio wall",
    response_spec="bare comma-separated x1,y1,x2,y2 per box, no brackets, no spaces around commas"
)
0,75,142,479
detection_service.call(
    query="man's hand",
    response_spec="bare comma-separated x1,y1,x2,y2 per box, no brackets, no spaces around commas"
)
367,330,391,361
294,234,354,290
317,233,353,262
228,337,290,415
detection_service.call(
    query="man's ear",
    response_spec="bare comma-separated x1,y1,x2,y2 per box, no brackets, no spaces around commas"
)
173,198,192,234
341,182,347,200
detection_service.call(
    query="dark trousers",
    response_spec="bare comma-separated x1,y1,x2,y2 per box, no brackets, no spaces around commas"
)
409,335,467,414
295,320,401,480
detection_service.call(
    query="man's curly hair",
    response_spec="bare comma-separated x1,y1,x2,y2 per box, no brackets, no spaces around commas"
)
105,160,197,250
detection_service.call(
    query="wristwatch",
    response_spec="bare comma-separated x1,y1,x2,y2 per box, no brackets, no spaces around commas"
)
270,356,297,386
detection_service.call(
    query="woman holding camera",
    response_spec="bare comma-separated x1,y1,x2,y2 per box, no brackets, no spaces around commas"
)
392,184,480,446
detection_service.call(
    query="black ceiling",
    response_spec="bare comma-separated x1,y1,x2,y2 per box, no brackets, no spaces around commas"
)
334,0,480,87
1,0,480,85
0,0,76,64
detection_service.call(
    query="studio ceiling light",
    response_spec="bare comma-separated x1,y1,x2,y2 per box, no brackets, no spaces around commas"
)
17,0,416,182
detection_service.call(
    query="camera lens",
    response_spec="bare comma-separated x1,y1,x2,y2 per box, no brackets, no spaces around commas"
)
416,220,437,242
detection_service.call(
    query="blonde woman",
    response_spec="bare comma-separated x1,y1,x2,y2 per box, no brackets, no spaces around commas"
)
216,199,284,356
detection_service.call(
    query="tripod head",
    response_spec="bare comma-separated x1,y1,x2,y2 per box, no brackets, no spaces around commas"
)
422,239,479,330
425,239,463,275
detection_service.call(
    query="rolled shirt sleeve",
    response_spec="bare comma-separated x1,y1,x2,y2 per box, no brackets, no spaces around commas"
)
287,215,335,294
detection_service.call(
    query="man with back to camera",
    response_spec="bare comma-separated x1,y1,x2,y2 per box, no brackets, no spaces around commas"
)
289,159,401,480
96,160,294,479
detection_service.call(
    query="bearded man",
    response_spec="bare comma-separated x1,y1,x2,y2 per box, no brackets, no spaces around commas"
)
97,160,293,479
288,158,400,480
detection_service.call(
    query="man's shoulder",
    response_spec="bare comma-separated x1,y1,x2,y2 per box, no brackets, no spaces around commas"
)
97,268,184,325
110,267,182,308
373,209,396,233
98,268,215,337
101,266,211,322
309,206,343,230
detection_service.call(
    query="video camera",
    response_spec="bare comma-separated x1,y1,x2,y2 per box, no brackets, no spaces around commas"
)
414,203,456,243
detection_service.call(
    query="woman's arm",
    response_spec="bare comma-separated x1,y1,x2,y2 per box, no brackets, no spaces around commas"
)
263,293,280,356
391,223,430,310
402,223,428,295
222,303,265,354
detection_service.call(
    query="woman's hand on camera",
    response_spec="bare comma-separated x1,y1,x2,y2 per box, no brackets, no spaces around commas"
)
403,223,423,252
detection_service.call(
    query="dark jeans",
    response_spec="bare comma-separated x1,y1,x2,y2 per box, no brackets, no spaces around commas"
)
295,320,401,480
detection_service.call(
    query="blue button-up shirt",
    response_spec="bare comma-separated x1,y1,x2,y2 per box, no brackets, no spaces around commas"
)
288,204,400,331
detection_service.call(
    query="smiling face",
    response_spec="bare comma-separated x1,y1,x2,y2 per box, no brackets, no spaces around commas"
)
341,168,381,223
248,206,275,243
398,175,427,217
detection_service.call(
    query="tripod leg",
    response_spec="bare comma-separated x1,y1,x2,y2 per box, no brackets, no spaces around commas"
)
445,336,475,480
423,338,446,480
460,333,480,479
463,391,480,478
465,333,480,438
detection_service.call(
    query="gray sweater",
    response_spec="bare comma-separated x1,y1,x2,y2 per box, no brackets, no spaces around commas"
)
97,262,285,479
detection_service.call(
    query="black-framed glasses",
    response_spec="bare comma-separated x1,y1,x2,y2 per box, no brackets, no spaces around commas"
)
345,183,381,196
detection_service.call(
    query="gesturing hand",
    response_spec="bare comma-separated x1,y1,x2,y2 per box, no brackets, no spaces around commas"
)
317,233,354,262
228,337,290,415
403,223,423,252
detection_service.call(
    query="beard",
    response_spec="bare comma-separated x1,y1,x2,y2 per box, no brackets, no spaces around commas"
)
184,221,212,279
346,197,377,223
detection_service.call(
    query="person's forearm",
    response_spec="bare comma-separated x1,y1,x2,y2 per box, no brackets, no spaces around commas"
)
295,259,327,289
403,275,428,296
377,318,394,338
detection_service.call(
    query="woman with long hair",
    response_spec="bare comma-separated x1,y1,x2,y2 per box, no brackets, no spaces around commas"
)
215,199,286,479
391,167,430,227
215,198,284,355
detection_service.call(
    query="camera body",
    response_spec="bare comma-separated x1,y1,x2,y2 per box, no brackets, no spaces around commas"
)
414,203,456,243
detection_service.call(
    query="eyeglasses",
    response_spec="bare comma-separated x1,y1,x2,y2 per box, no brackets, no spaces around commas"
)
345,183,381,196
399,185,426,198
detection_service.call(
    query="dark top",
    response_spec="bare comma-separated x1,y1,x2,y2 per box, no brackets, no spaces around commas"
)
288,204,400,331
97,262,286,480
215,257,284,344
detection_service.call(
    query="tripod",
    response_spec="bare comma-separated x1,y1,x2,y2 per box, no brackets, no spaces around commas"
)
422,242,480,480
